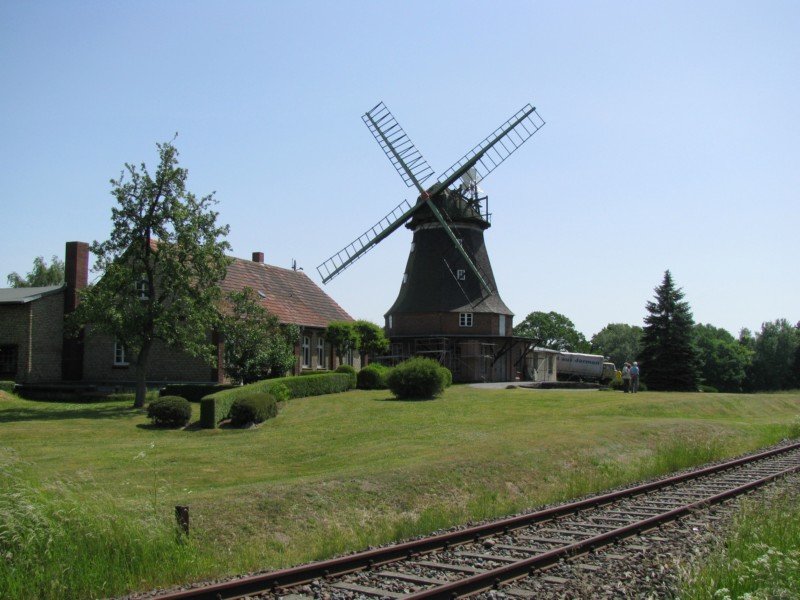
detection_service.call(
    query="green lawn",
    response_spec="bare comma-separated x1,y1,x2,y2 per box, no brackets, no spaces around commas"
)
1,387,799,599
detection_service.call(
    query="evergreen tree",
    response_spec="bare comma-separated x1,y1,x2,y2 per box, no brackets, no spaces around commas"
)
638,270,701,391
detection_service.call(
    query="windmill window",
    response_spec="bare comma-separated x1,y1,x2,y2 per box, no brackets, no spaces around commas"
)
459,313,473,327
135,277,149,300
388,315,393,329
456,269,466,281
403,273,408,284
302,336,311,367
113,339,129,366
317,337,325,368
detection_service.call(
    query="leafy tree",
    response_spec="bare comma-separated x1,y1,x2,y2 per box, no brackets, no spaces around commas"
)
221,288,299,384
324,321,359,365
68,140,231,407
694,323,752,392
353,320,389,365
513,311,589,352
7,255,65,287
745,319,799,391
638,270,701,391
590,323,642,370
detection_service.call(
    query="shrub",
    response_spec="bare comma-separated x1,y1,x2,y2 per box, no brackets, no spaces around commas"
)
439,366,453,388
200,373,351,428
387,357,448,399
229,393,278,426
0,381,16,395
160,384,235,403
357,364,391,390
336,364,357,389
698,384,719,393
269,382,291,403
146,396,191,427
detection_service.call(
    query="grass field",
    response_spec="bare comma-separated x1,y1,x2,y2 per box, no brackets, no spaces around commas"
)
2,386,799,599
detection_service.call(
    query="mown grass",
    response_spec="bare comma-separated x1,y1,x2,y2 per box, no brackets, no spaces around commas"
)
678,485,800,599
1,387,799,599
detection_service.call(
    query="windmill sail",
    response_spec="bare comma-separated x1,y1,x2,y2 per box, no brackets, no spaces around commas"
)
316,199,418,284
363,102,435,191
435,104,545,193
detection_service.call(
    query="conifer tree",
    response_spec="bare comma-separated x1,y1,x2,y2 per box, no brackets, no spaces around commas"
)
638,270,701,391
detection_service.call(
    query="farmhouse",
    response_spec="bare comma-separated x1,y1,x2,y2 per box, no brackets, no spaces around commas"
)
0,241,358,388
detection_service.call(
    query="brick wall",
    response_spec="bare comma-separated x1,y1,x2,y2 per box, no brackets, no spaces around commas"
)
0,293,64,383
0,304,30,381
388,311,513,337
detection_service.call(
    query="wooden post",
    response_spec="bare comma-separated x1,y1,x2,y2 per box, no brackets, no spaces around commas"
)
175,505,189,536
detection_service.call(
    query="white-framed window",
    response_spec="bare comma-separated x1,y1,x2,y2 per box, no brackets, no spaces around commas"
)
456,269,466,281
459,313,473,327
113,339,129,366
317,337,325,368
301,336,310,367
499,316,506,336
388,315,393,329
402,273,408,284
135,277,149,300
346,348,354,366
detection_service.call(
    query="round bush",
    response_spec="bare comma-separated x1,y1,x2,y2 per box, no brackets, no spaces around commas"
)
147,396,191,427
439,366,453,388
229,393,278,426
335,364,357,389
357,364,391,390
386,357,447,399
269,382,291,403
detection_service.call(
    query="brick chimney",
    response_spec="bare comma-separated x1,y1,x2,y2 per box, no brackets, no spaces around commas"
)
252,252,264,264
64,241,89,313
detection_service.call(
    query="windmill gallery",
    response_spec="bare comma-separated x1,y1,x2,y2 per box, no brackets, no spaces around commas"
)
317,101,548,383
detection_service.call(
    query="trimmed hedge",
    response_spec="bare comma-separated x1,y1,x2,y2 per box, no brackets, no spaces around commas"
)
0,381,16,395
335,364,357,389
387,357,450,400
200,373,351,428
147,396,192,427
229,393,278,426
357,364,391,390
160,384,236,403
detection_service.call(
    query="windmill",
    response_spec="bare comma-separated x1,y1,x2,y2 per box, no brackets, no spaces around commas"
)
317,101,545,381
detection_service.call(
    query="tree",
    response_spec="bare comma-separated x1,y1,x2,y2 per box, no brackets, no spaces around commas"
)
590,323,642,370
638,270,701,391
694,323,752,392
745,319,799,391
221,288,299,384
7,255,65,287
68,140,231,407
353,320,389,365
324,321,359,365
513,311,589,352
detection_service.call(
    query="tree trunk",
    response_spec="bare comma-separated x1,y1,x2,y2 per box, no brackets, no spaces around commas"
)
133,341,152,408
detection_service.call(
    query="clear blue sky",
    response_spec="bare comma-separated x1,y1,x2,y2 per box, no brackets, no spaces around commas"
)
2,1,798,339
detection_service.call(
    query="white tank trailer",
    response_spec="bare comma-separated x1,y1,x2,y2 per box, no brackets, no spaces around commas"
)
556,352,616,383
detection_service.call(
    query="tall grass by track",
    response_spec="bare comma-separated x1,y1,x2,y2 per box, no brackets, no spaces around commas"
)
678,485,800,599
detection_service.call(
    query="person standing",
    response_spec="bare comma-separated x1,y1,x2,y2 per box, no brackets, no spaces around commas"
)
622,362,631,393
631,361,640,393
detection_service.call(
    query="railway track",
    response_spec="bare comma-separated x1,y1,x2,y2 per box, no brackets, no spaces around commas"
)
152,441,800,600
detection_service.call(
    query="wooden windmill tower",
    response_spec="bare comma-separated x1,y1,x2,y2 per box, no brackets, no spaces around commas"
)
317,102,545,381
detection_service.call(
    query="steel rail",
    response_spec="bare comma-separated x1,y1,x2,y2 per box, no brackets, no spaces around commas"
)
150,442,800,600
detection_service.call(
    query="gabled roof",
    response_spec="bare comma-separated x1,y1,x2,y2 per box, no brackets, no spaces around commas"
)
220,257,353,328
0,285,64,305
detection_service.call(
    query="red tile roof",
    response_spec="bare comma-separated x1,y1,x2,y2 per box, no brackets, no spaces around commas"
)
220,257,353,328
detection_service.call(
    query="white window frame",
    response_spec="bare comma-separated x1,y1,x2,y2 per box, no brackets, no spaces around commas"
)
135,277,149,300
499,316,506,336
301,336,311,367
456,269,466,281
317,337,325,368
113,339,129,366
388,315,393,329
459,313,473,327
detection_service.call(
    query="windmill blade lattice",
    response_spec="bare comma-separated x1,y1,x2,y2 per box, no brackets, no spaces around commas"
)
435,104,545,192
316,199,417,284
363,102,435,190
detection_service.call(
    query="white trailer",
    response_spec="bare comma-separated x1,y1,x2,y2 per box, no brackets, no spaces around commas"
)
556,352,616,383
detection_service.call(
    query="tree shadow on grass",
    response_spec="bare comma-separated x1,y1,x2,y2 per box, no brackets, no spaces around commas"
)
0,403,144,424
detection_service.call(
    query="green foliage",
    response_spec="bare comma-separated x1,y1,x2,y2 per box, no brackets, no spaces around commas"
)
745,319,800,391
66,139,231,408
639,270,701,391
269,383,291,403
694,323,752,392
229,393,278,426
325,321,359,361
353,320,389,363
221,288,299,383
200,373,352,427
439,366,453,388
513,311,589,352
357,364,391,390
698,384,719,393
335,364,357,388
0,381,16,394
386,357,448,399
159,384,235,403
6,255,65,288
590,323,642,370
146,396,191,427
